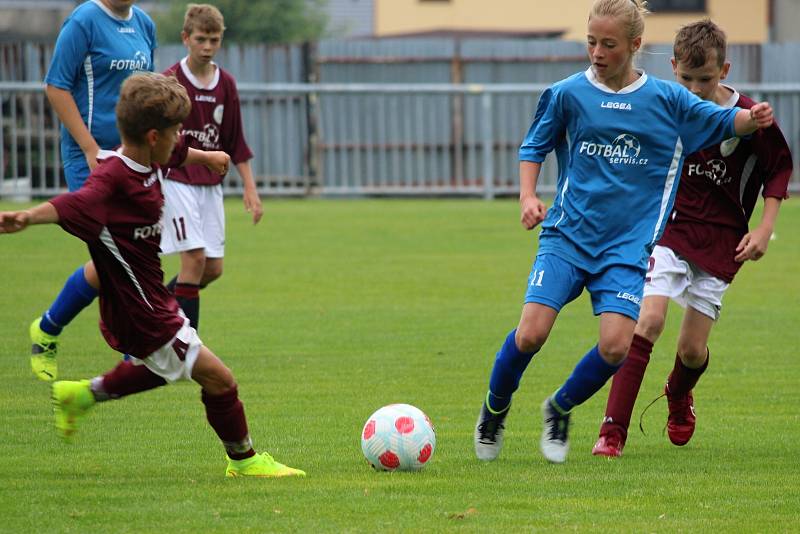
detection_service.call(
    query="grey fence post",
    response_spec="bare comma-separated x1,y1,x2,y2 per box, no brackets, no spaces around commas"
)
481,90,494,200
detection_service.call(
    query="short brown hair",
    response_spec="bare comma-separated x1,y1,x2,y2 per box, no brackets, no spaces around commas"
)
673,19,727,69
116,72,191,143
183,3,225,35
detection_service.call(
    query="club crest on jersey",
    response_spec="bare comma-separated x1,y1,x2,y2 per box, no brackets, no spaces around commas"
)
600,101,632,111
578,133,648,166
688,159,729,185
182,124,220,149
720,137,740,157
213,104,224,124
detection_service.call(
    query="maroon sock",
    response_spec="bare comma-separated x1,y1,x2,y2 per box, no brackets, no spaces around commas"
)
174,283,200,331
666,350,709,398
599,334,653,440
201,385,255,460
95,361,167,399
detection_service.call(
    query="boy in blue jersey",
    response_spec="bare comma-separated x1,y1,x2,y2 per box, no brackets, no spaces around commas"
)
473,0,775,464
30,0,156,381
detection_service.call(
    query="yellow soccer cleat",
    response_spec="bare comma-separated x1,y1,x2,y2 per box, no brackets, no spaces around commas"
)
30,318,59,381
51,380,95,442
225,452,306,478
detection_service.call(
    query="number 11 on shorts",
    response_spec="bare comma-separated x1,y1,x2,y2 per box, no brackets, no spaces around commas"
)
172,217,187,241
530,269,544,287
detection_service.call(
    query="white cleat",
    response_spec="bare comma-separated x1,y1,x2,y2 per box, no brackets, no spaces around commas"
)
540,398,570,464
474,403,509,461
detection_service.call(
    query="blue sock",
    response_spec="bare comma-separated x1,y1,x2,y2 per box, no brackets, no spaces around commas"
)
39,266,99,336
486,329,537,413
552,345,622,413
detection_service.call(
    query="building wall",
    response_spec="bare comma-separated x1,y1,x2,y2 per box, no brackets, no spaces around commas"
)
772,0,800,43
375,0,770,44
325,0,375,37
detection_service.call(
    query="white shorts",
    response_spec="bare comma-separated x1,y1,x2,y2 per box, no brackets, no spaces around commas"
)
129,320,202,383
644,245,729,321
160,180,225,258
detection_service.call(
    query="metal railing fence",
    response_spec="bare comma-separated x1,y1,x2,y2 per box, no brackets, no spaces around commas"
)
2,82,799,199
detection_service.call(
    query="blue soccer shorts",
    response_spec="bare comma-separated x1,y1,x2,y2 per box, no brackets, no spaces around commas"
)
63,157,91,192
523,253,646,320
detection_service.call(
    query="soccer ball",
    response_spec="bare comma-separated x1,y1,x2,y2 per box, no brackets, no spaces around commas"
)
360,404,436,472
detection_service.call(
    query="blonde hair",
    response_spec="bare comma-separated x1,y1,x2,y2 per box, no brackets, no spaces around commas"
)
589,0,649,42
183,3,226,35
116,72,191,143
674,19,727,68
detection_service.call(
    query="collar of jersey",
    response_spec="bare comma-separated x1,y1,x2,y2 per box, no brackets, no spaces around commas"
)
584,67,648,94
719,84,740,109
102,148,153,174
180,57,221,91
91,0,134,22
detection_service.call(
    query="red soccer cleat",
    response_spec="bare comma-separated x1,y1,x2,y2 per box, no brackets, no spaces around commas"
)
592,432,625,457
666,390,696,446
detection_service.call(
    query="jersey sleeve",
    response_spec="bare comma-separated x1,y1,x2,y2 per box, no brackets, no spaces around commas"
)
675,88,738,155
145,15,158,67
50,173,115,240
519,87,566,163
44,17,90,91
222,78,254,165
754,122,793,199
163,136,190,170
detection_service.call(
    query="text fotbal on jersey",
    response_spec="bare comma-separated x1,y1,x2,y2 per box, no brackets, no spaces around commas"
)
578,133,649,166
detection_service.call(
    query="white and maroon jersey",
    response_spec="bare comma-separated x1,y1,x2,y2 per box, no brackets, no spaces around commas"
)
163,58,253,186
50,141,189,358
658,89,793,283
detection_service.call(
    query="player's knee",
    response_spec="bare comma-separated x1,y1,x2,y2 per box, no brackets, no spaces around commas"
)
635,309,666,342
597,339,630,365
677,342,708,368
202,263,223,285
83,261,101,290
205,366,236,395
515,328,547,353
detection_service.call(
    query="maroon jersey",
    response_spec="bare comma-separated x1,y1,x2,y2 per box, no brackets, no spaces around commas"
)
658,90,792,283
50,143,189,358
163,58,253,186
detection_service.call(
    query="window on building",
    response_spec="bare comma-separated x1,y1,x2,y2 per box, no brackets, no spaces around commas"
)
647,0,706,12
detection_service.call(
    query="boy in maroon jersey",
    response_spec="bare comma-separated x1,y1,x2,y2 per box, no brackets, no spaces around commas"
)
159,4,263,330
592,19,793,458
0,72,304,478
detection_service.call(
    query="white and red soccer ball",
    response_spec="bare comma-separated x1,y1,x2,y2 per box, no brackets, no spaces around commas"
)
361,404,436,471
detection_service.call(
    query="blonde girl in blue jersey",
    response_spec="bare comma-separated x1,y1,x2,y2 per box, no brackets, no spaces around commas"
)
474,0,775,464
29,0,157,382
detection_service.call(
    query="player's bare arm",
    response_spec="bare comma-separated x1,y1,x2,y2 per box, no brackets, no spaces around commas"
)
519,161,547,230
0,202,59,234
45,85,100,170
734,196,782,263
184,148,230,175
733,101,774,136
237,161,263,224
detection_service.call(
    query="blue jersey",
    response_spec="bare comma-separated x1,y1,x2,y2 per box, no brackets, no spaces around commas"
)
519,68,738,274
45,0,156,167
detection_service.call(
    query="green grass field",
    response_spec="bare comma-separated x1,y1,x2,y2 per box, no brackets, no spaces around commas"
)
1,198,798,533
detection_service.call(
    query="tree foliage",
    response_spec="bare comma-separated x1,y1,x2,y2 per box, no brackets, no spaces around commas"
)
153,0,328,44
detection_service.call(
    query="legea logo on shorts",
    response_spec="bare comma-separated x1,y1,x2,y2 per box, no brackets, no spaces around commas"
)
578,133,648,166
616,291,641,305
